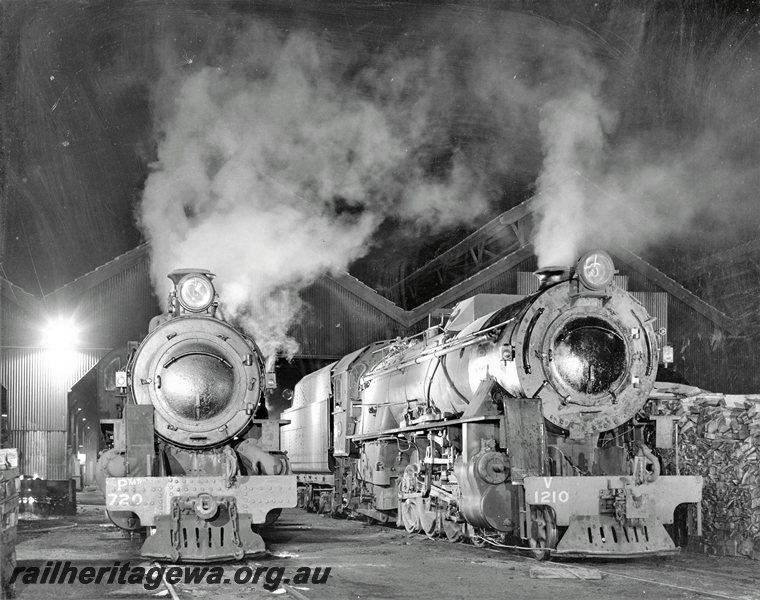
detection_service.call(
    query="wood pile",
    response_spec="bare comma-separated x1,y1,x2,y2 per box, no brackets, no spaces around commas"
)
0,448,18,598
650,384,760,560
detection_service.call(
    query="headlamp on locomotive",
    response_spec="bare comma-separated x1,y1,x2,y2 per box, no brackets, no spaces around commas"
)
170,269,217,314
576,250,616,291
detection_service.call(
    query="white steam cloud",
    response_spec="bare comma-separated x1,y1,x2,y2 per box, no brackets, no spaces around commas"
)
534,89,617,266
532,10,760,267
140,23,491,358
139,8,760,357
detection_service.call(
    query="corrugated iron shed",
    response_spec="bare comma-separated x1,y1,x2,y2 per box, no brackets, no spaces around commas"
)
0,245,157,478
44,244,158,349
293,278,404,358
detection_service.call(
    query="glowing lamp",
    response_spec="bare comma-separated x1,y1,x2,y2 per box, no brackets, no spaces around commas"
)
577,250,615,291
177,274,215,312
114,370,128,388
41,317,80,351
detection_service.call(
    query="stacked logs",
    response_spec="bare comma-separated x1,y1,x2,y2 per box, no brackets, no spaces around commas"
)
0,449,18,597
651,384,760,559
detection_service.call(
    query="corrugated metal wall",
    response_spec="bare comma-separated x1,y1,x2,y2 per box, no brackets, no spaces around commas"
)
631,292,668,345
68,257,158,350
665,294,755,392
466,272,518,295
625,268,659,292
8,430,68,480
0,255,156,479
516,271,536,295
293,278,404,358
1,348,104,430
0,348,104,478
1,294,38,347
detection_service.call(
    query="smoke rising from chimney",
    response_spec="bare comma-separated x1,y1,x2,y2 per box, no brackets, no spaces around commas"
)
138,8,760,356
533,89,617,267
139,22,498,358
531,9,760,267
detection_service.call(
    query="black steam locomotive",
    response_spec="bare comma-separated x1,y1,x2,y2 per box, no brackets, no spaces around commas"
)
96,269,296,561
281,250,703,558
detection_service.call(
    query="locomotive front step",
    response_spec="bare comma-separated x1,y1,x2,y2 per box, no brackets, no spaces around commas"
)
141,498,265,562
552,515,677,558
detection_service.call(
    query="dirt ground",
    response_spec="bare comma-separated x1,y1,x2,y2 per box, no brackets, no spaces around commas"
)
10,492,760,600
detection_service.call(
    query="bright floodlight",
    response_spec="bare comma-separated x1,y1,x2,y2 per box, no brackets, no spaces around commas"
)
41,317,79,351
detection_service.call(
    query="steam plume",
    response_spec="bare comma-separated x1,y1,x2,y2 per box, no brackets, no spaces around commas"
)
532,9,760,267
533,90,616,267
138,6,760,358
140,22,493,357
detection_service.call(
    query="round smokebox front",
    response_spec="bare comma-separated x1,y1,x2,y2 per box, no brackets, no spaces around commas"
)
515,284,657,437
131,316,262,447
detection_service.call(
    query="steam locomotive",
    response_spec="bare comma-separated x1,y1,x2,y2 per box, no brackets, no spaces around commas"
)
96,269,296,561
281,250,703,558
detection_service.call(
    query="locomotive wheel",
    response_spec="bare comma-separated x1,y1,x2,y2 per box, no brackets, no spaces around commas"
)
528,506,558,561
106,510,141,532
305,485,315,512
401,499,421,533
442,520,465,543
420,508,439,539
264,508,282,526
465,524,486,547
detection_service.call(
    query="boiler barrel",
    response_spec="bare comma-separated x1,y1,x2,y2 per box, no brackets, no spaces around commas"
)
360,280,658,438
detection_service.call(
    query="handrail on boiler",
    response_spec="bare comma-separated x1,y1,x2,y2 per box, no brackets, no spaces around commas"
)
363,317,517,381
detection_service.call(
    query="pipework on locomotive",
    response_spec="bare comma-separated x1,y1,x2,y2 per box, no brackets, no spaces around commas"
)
281,250,703,558
96,269,296,562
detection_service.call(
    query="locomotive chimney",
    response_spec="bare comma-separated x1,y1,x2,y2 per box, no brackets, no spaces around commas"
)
534,266,574,290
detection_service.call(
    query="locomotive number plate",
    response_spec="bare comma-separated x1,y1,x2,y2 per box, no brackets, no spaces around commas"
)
107,478,146,507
